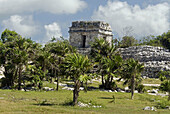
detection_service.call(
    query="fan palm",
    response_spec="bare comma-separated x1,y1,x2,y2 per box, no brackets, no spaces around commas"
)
160,80,170,101
64,53,92,105
120,58,144,99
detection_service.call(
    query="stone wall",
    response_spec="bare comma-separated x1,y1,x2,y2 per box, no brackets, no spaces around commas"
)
69,21,113,48
118,45,170,78
69,32,98,48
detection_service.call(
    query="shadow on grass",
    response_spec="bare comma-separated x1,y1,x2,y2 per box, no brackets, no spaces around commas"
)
99,97,113,99
33,103,57,106
87,86,99,91
33,99,57,106
61,100,74,106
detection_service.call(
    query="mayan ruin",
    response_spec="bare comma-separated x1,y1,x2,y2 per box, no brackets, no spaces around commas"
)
69,21,170,78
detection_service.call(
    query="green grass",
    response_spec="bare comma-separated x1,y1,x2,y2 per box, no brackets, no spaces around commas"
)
0,89,170,114
142,78,161,84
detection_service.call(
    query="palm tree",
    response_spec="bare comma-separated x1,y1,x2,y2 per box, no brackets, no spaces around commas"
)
101,55,123,90
45,39,76,90
158,70,170,101
90,38,121,89
120,58,144,99
0,29,36,89
64,53,92,105
160,80,170,101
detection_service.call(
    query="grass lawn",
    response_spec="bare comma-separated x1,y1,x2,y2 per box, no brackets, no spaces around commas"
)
142,78,161,84
0,89,170,114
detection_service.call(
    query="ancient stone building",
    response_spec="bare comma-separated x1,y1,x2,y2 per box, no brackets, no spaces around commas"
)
68,21,170,78
69,21,113,49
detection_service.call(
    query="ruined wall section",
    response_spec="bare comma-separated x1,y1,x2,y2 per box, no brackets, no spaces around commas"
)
69,32,98,48
118,46,170,78
69,21,113,48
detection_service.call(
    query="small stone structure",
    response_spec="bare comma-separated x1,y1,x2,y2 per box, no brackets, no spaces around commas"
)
118,45,170,78
69,21,113,50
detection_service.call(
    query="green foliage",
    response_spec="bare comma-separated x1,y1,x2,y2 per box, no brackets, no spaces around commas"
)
120,58,144,99
157,70,170,101
157,70,170,81
157,30,170,51
156,99,170,109
119,36,138,48
64,53,92,105
90,38,122,90
139,30,170,51
136,84,145,93
160,80,170,92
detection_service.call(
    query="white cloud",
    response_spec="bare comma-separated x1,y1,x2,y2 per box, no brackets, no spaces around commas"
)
0,0,87,15
92,1,170,39
2,15,38,37
44,22,62,41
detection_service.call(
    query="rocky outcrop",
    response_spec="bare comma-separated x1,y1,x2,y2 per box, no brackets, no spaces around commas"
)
118,45,170,78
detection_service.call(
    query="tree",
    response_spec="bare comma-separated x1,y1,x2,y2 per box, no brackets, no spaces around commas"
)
0,29,21,87
100,55,123,90
119,36,138,48
157,70,170,101
139,31,170,51
44,38,76,90
90,38,122,90
160,80,170,101
120,58,144,99
0,29,39,89
157,30,170,51
64,53,92,105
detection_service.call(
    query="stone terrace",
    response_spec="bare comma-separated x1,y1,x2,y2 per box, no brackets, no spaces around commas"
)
118,45,170,78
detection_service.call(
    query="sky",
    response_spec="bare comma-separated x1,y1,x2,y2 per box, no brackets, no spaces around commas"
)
0,0,169,43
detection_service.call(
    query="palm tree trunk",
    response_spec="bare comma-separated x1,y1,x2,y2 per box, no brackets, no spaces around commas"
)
73,80,80,106
105,75,110,89
18,66,22,90
131,75,135,99
56,57,61,91
54,69,59,91
102,74,104,87
57,75,59,91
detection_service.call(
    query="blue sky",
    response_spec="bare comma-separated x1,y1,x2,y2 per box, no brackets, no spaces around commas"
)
0,0,169,43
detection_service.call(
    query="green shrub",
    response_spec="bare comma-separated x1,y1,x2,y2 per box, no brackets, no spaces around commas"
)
155,100,170,109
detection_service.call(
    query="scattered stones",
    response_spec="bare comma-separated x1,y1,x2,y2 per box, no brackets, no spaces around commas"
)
150,89,158,94
124,87,129,90
62,87,74,91
165,106,170,110
78,102,89,107
79,87,84,90
143,106,156,111
78,101,102,108
148,93,157,96
143,84,160,87
134,90,138,93
58,83,67,87
42,87,54,91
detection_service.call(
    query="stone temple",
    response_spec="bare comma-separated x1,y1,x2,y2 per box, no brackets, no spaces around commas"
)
69,21,113,49
69,21,170,78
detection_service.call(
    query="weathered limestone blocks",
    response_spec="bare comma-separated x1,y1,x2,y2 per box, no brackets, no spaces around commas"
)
69,21,113,48
118,45,170,78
